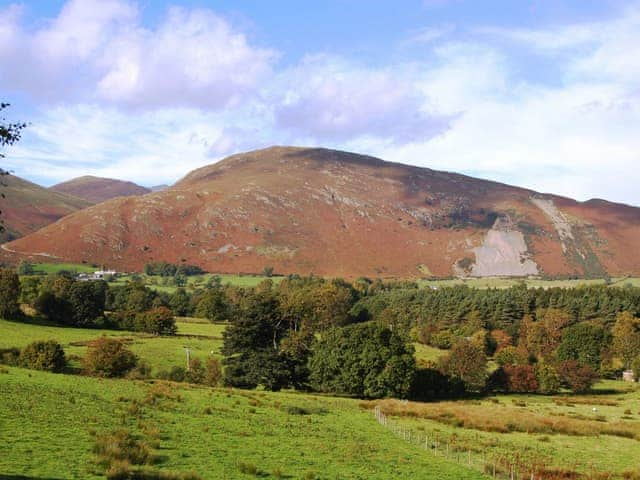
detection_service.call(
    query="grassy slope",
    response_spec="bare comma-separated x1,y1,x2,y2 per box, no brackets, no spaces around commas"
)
0,318,225,373
0,367,485,480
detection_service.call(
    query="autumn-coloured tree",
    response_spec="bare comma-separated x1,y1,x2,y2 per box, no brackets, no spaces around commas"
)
438,339,487,392
612,311,640,369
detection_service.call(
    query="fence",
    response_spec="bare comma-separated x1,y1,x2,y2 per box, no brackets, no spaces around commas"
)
373,406,560,480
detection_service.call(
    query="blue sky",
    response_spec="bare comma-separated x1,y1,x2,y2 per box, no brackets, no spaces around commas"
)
1,0,640,205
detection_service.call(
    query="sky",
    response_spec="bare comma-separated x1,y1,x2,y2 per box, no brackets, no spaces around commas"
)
1,0,639,206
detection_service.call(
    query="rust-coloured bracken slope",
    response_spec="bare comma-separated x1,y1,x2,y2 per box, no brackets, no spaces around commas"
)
5,147,640,278
0,175,90,242
50,175,150,204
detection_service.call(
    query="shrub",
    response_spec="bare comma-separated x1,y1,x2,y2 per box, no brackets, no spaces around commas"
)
157,366,187,383
127,360,152,380
557,360,598,393
0,268,21,319
0,347,21,366
135,307,177,335
185,358,205,384
20,340,66,372
93,429,155,471
204,357,222,387
84,338,137,378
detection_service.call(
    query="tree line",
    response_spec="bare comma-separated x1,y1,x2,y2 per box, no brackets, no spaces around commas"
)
4,267,640,399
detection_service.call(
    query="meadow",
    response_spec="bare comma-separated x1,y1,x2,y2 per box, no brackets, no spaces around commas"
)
2,315,640,478
0,317,226,373
23,262,640,290
0,366,486,479
367,381,640,478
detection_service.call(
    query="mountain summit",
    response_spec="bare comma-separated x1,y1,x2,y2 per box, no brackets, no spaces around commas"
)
5,146,640,278
51,176,150,204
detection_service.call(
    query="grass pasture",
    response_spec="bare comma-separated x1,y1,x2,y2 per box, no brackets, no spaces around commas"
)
0,318,225,373
25,263,640,291
0,367,486,479
368,381,640,478
30,262,96,274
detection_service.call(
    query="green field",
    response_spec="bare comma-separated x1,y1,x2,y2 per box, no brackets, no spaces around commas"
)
371,381,640,478
0,318,225,373
26,263,640,290
0,366,486,479
3,317,640,478
30,262,96,274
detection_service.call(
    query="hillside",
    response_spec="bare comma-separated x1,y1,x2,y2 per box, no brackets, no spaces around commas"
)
50,175,150,204
5,146,640,278
0,174,90,242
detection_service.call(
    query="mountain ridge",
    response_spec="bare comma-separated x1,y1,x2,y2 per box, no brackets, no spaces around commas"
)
0,174,91,242
50,175,150,204
5,146,640,278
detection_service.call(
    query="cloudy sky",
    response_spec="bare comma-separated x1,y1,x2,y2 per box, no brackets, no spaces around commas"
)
1,0,639,205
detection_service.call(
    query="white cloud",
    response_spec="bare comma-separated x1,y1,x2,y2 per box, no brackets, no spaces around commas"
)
5,105,267,186
0,0,276,109
3,1,640,206
273,54,454,144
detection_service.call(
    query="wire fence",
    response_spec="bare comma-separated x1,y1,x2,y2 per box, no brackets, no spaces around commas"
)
373,406,562,480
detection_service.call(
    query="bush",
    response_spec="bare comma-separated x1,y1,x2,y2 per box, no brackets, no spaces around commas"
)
185,358,205,384
204,357,222,387
93,429,155,472
20,340,66,372
135,307,177,335
157,366,187,383
0,268,21,319
84,338,137,378
127,361,152,380
0,347,21,366
557,360,598,393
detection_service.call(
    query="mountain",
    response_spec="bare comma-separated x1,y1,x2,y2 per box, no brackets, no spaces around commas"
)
50,176,150,204
5,146,640,278
150,184,169,192
0,174,91,243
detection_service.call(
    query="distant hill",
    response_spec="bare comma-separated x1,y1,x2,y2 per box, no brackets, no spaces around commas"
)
6,146,640,278
150,184,169,192
50,175,150,204
0,174,90,243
